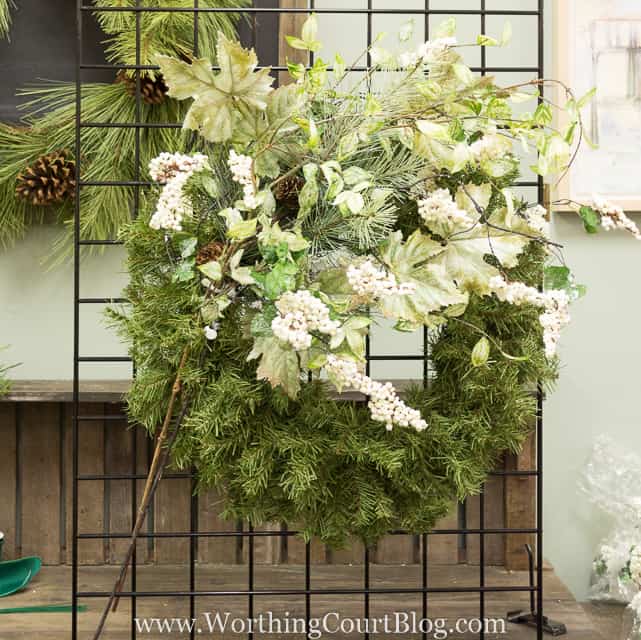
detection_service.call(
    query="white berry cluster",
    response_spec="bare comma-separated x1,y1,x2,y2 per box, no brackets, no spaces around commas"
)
489,276,570,358
271,290,340,351
538,290,571,358
398,37,457,68
149,152,210,183
149,172,192,232
228,149,259,210
326,355,428,432
593,195,641,240
347,259,416,299
525,204,550,237
417,188,474,235
148,153,210,231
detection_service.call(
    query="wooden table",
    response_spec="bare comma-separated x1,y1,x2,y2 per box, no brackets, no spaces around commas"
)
0,563,603,639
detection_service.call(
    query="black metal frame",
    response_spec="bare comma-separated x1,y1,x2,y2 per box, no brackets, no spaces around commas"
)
73,2,546,638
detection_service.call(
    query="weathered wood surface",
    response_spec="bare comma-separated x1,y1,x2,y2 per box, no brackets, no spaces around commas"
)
466,455,506,566
0,564,603,640
505,432,537,570
0,403,17,562
0,400,536,570
19,403,62,564
1,380,130,403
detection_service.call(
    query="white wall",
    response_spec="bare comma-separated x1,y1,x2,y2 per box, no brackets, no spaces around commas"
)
0,0,639,602
0,227,130,380
545,212,641,599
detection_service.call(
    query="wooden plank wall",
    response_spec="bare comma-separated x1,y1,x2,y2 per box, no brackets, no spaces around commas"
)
0,400,535,569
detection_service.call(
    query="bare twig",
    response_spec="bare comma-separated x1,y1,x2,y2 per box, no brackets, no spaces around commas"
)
91,347,191,640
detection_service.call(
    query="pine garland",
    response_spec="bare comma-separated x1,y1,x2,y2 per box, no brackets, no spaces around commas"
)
94,0,246,69
0,0,248,251
0,0,13,40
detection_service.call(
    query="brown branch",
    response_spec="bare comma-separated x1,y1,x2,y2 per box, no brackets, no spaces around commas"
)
91,347,191,640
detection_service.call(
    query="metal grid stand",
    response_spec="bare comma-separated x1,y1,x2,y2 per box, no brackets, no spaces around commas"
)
73,2,546,638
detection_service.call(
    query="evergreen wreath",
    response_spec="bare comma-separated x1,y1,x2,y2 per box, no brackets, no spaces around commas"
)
92,16,641,635
0,0,247,251
111,16,641,549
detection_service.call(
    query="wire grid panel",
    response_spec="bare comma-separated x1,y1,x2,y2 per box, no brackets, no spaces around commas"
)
73,1,545,639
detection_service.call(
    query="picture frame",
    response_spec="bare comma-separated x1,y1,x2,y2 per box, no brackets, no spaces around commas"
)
553,0,641,212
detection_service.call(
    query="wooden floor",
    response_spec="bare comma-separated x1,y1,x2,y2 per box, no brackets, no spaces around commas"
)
0,564,602,639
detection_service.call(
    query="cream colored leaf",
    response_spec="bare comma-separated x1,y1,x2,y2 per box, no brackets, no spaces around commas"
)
433,212,529,294
248,336,301,398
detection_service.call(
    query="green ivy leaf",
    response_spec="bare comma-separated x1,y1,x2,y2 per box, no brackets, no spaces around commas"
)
287,61,305,81
338,131,359,160
577,87,597,109
286,14,322,52
544,266,587,301
330,316,370,358
261,261,299,300
579,205,600,234
180,237,198,259
250,305,278,337
259,221,309,254
334,190,365,214
198,260,222,282
343,166,371,186
543,265,571,290
448,119,466,142
172,259,196,283
229,250,255,285
333,53,347,82
477,34,499,47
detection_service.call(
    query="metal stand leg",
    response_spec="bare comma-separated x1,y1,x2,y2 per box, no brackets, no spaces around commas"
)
506,545,567,636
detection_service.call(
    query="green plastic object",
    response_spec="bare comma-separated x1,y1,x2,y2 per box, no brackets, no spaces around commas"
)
0,604,87,614
0,557,42,598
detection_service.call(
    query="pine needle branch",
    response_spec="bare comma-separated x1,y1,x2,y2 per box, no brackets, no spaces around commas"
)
0,0,13,40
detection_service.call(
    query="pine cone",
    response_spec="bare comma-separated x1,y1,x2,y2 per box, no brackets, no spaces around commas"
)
15,150,76,207
116,71,169,106
196,241,225,266
273,175,305,207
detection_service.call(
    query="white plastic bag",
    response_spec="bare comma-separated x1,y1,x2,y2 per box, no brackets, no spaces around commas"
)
581,436,641,638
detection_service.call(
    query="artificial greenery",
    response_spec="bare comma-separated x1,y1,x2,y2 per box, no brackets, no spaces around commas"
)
117,216,554,545
0,0,247,250
94,0,244,70
0,0,13,40
0,348,14,397
105,15,630,549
